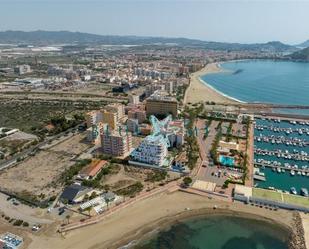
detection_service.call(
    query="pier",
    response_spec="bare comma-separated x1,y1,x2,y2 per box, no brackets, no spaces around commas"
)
254,135,308,147
254,148,309,162
254,163,309,175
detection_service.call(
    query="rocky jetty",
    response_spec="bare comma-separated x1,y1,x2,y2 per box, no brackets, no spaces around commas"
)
289,212,306,249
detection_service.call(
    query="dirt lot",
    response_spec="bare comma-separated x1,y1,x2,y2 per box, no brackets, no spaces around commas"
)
0,134,91,199
102,164,178,192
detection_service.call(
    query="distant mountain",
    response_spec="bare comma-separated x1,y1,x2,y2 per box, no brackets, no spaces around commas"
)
0,30,298,52
297,40,309,48
287,47,309,61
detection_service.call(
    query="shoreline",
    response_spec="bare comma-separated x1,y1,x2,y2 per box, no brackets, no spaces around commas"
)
198,76,246,104
116,207,293,249
185,59,309,107
27,191,300,249
184,62,241,105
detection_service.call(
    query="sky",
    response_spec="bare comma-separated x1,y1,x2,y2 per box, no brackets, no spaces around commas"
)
0,0,309,44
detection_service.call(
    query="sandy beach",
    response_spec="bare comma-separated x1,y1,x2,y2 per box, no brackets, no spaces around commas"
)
184,63,238,105
27,191,296,249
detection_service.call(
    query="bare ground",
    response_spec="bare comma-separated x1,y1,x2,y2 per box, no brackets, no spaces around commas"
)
0,134,91,198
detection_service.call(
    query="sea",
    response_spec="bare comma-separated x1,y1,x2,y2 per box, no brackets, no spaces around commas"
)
201,60,309,107
134,215,289,249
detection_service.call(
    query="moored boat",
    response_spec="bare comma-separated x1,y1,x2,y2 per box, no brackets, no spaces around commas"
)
290,187,297,195
301,188,309,197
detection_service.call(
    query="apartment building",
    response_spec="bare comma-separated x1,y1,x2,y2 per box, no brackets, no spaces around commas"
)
128,108,147,124
102,110,118,130
101,130,132,157
105,103,125,122
128,94,140,104
85,111,103,128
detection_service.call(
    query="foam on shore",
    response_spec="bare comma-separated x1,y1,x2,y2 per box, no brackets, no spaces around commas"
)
198,76,247,104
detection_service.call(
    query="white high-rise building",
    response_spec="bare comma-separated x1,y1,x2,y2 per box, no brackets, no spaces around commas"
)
130,135,168,167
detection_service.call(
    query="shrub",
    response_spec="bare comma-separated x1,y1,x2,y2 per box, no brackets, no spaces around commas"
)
183,177,193,186
13,219,23,226
22,221,29,227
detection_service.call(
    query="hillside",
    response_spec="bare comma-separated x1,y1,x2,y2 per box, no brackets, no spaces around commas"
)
288,47,309,61
297,40,309,48
0,30,297,52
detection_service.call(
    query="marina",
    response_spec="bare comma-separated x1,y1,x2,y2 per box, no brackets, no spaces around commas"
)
254,117,309,196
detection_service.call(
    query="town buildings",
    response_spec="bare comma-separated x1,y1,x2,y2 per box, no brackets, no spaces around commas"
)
105,103,125,122
127,118,139,134
86,103,126,131
60,184,96,204
78,160,108,180
86,122,106,144
129,115,184,167
14,64,31,75
128,94,140,104
101,129,132,157
146,90,178,117
164,120,185,147
86,111,103,128
101,110,118,130
130,135,168,167
128,108,147,124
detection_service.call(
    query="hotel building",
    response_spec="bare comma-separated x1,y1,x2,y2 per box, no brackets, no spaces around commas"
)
130,135,168,167
146,91,178,118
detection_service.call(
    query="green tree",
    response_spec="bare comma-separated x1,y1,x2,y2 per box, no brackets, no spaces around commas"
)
183,177,192,186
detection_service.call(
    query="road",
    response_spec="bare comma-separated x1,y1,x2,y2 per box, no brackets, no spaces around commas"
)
246,120,254,187
195,120,219,180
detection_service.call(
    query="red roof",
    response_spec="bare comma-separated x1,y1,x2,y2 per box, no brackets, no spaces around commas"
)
80,160,108,177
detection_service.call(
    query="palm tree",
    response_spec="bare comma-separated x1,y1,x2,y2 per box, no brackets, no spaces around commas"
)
66,214,70,224
106,199,110,210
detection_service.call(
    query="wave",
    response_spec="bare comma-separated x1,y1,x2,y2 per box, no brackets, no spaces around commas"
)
198,77,247,104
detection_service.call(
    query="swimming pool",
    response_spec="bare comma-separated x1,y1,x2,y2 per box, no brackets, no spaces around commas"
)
219,155,235,167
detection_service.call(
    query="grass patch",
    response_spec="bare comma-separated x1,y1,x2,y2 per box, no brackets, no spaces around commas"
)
283,194,309,208
252,188,282,202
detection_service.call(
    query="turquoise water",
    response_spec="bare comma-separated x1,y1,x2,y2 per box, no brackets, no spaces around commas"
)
256,167,309,194
201,60,309,106
219,155,235,166
253,118,309,194
135,215,289,249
